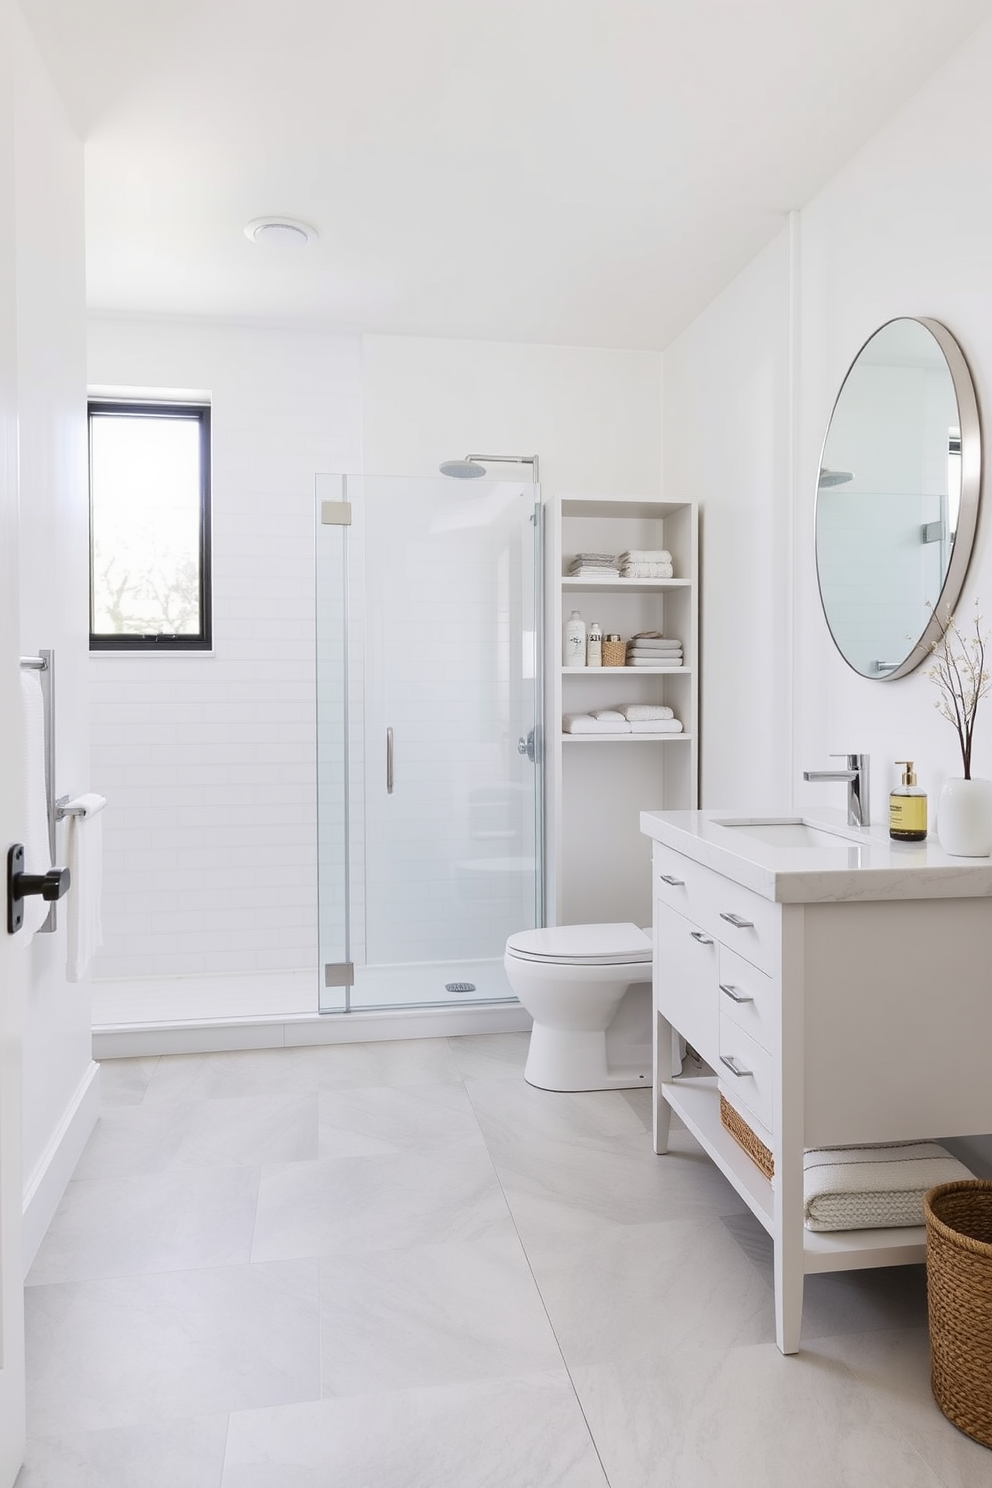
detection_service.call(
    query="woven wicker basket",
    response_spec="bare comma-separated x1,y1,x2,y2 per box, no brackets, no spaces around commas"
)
924,1179,992,1449
602,639,626,668
719,1094,774,1180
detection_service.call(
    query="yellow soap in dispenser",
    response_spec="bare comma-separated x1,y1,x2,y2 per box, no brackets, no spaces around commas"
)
889,761,927,841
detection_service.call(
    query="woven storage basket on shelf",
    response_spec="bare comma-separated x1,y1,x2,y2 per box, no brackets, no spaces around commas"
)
602,638,626,668
719,1094,774,1180
924,1179,992,1449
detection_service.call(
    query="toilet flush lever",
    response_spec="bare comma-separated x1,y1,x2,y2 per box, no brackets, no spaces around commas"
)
7,844,70,934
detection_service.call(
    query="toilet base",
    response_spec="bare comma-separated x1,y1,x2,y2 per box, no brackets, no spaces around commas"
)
523,1022,652,1092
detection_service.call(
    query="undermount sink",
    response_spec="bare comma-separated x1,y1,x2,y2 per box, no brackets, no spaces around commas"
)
713,816,860,849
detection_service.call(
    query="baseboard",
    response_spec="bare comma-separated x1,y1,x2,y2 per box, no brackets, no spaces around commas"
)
92,1002,532,1059
22,1059,102,1274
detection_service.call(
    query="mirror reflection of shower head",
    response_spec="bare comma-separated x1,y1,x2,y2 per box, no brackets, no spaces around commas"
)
818,467,854,487
439,453,540,482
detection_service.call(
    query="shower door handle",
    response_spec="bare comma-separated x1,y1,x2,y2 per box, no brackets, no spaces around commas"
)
517,728,537,762
386,727,394,793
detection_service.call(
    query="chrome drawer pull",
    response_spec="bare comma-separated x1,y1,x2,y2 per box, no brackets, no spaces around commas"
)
720,1054,753,1078
720,982,754,1004
689,930,713,945
659,874,685,886
720,912,755,930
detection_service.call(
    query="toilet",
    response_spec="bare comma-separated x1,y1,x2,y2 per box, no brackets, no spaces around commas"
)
503,922,653,1092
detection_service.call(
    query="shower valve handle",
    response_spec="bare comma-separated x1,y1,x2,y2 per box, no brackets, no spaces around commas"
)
7,844,71,934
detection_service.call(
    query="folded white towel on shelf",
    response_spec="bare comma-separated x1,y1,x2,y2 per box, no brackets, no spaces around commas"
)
627,656,682,667
65,793,107,982
570,553,616,564
618,550,672,564
628,718,683,733
803,1141,974,1232
591,709,627,721
627,641,682,653
620,704,675,721
620,564,674,579
562,713,631,733
568,566,620,579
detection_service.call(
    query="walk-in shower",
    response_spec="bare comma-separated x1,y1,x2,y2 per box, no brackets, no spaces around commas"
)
316,471,544,1013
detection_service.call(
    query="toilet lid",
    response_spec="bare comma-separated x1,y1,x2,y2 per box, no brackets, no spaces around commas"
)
505,922,652,966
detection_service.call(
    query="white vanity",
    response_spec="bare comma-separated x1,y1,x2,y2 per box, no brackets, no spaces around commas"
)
640,806,992,1354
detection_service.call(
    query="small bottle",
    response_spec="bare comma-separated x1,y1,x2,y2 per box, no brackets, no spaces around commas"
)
587,622,602,667
563,610,586,667
889,761,927,841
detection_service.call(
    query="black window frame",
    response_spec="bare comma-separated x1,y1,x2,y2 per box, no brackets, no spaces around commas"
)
88,398,213,652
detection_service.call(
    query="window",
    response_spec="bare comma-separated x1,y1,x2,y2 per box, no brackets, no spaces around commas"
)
88,399,212,650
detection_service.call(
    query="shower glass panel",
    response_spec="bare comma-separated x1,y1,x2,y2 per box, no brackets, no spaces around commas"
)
316,473,543,1013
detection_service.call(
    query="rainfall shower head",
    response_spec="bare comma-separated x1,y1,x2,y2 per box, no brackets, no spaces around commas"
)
439,453,541,482
818,467,854,487
439,459,487,479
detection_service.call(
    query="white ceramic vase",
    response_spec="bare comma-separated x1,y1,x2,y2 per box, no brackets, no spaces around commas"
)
937,777,992,857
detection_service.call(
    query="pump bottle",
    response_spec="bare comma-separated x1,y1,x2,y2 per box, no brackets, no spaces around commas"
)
889,761,927,841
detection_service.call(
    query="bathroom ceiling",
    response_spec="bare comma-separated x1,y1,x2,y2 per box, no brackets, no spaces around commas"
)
19,0,992,349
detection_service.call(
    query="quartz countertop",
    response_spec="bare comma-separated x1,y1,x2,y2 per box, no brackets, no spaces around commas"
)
639,807,992,904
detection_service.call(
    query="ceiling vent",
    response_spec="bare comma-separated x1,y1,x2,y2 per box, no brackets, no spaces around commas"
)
244,217,317,247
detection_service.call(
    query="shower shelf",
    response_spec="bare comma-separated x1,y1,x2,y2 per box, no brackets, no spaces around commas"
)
561,733,693,743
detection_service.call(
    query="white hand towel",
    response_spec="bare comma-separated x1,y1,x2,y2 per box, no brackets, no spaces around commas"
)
627,656,682,667
803,1141,974,1231
65,793,107,982
628,718,683,733
620,704,674,721
568,566,620,579
591,709,627,721
562,714,631,733
618,550,672,564
620,564,674,579
626,643,682,654
17,670,51,942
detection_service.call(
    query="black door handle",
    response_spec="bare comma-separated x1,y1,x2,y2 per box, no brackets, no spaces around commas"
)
7,844,71,933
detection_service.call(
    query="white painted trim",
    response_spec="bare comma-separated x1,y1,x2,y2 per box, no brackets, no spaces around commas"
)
22,1060,101,1275
92,1003,533,1059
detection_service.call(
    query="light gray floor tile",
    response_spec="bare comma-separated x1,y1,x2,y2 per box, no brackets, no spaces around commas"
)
73,1093,318,1180
26,1166,259,1284
221,1373,609,1488
252,1146,512,1261
17,1415,228,1488
529,1216,774,1366
464,1075,653,1147
318,1081,487,1158
141,1038,462,1103
816,1325,992,1488
571,1344,949,1488
319,1232,563,1395
26,1260,320,1434
95,1056,161,1106
446,1030,531,1081
490,1125,747,1255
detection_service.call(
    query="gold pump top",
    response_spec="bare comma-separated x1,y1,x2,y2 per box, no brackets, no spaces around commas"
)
895,760,917,787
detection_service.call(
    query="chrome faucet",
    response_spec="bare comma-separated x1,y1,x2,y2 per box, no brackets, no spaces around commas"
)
803,753,870,828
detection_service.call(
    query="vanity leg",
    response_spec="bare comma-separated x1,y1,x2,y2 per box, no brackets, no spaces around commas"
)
653,1009,674,1154
773,1233,805,1354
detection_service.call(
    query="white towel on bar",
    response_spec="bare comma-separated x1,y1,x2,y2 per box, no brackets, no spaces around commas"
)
562,714,631,733
803,1141,974,1231
64,793,107,981
17,669,51,942
628,718,683,733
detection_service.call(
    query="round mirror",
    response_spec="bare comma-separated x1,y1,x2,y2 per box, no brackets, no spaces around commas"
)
815,317,981,680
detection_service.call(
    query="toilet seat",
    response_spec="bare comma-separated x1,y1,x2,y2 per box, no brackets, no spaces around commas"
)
505,922,651,967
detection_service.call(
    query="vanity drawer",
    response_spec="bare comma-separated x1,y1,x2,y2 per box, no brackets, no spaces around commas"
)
653,899,719,1071
718,1015,774,1132
718,945,777,1056
654,846,780,976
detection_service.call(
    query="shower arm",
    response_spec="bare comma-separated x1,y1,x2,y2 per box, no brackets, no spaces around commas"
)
465,454,540,482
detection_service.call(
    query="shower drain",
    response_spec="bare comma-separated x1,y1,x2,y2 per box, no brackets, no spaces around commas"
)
445,982,476,994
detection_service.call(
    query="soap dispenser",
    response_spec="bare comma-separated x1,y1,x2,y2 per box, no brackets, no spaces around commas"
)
889,761,927,841
563,610,586,668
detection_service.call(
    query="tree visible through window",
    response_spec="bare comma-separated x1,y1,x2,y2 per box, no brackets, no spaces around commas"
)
89,400,212,650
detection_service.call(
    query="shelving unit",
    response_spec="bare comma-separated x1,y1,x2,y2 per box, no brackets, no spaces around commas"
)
548,496,698,926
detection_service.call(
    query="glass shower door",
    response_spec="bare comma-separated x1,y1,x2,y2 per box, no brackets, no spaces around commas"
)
316,473,543,1012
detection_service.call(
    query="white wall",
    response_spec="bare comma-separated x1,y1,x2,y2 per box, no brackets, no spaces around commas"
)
12,5,97,1267
87,317,362,982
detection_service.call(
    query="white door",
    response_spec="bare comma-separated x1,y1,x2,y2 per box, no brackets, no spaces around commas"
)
0,6,27,1466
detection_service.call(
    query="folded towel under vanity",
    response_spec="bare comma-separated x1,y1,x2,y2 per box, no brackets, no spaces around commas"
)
562,713,630,733
803,1142,974,1231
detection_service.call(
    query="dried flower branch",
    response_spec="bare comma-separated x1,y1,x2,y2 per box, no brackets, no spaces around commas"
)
927,602,990,779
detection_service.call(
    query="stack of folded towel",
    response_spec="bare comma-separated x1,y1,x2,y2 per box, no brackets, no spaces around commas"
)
562,708,683,734
803,1141,974,1232
618,549,674,579
626,632,683,668
567,552,619,578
